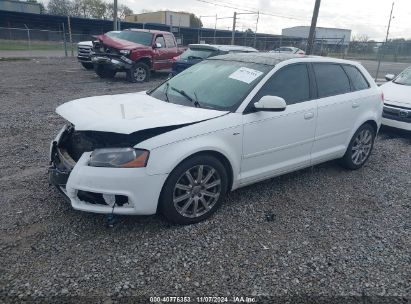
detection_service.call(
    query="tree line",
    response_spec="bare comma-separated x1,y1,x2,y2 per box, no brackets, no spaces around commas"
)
28,0,133,20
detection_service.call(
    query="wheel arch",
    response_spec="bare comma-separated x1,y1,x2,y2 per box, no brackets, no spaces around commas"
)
136,56,152,69
345,114,380,149
183,150,234,191
363,119,378,134
155,149,235,215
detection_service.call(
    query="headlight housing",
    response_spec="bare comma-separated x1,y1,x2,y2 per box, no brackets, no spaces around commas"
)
119,49,130,55
89,148,149,168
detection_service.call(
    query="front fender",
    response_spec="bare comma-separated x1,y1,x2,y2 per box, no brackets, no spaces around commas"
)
145,125,243,190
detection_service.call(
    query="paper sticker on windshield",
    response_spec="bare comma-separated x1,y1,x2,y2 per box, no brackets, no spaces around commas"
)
228,67,263,84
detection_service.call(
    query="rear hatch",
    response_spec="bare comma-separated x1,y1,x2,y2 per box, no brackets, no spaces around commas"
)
172,47,218,74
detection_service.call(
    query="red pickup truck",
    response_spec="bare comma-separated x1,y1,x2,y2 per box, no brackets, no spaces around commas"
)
91,29,184,82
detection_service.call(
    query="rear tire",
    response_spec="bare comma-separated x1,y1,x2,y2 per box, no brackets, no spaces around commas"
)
159,155,228,225
126,62,150,83
81,62,94,70
340,123,376,170
94,65,116,79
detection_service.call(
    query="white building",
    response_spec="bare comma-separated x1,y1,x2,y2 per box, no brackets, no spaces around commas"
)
282,26,351,45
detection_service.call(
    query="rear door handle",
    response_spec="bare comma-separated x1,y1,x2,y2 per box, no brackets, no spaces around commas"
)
304,112,314,120
352,102,359,108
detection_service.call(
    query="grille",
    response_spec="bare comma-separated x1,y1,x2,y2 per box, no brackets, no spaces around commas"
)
104,47,120,55
78,45,92,57
383,104,411,123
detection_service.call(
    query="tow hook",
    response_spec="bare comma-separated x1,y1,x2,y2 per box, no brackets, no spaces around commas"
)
106,213,116,228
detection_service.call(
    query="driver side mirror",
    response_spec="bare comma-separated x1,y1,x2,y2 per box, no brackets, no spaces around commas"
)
385,74,395,81
254,96,286,112
154,42,162,49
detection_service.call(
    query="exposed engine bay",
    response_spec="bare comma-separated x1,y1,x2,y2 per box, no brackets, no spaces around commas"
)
57,123,191,162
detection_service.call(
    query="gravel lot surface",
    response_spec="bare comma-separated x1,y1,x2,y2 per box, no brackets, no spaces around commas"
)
0,58,410,303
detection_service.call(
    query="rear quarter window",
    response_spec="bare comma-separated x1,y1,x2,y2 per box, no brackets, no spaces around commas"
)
343,65,370,91
164,34,176,48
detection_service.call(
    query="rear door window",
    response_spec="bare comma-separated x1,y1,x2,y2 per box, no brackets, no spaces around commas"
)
342,65,370,91
164,34,176,48
180,48,216,60
313,63,351,98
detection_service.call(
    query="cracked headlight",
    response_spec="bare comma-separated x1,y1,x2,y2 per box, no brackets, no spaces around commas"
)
119,50,130,55
89,148,149,168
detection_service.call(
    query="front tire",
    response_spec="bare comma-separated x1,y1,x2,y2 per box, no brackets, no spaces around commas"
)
340,123,376,170
159,155,228,225
94,65,116,79
126,62,150,83
81,62,94,70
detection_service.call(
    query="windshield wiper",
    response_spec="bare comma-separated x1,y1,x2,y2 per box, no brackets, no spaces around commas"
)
187,56,204,60
170,86,202,108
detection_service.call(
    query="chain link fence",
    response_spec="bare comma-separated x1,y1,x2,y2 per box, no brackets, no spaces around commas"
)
0,26,95,55
1,25,411,70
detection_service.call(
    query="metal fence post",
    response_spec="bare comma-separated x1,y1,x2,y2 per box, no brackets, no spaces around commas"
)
24,24,31,51
62,22,68,57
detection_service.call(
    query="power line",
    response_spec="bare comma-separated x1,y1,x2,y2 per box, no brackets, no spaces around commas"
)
195,0,308,21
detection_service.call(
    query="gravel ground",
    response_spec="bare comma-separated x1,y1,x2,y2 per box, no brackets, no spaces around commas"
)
0,58,410,303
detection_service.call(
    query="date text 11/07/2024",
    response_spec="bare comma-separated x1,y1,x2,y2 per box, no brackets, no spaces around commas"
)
149,296,257,303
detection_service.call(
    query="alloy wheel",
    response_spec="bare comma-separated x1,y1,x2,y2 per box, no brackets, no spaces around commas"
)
133,67,146,82
351,129,373,165
173,165,221,218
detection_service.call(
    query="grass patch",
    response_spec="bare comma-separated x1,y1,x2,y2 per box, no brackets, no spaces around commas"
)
0,40,65,51
0,57,30,61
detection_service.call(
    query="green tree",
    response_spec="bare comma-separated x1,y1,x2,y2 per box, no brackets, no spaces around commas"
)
189,13,203,28
118,4,133,20
47,0,72,16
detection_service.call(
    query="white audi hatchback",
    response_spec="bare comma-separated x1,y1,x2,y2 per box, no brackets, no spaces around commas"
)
49,53,383,224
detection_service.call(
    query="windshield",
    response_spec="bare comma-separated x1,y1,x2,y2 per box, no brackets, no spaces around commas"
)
112,31,153,46
149,59,272,111
393,67,411,86
106,31,121,38
180,48,217,60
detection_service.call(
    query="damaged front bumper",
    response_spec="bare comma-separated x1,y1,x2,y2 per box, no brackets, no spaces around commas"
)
90,52,133,70
48,126,167,215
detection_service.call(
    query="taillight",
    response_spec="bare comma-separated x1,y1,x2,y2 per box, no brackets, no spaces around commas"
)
381,91,384,102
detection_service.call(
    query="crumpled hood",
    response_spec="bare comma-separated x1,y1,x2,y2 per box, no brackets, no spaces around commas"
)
56,92,228,134
381,81,411,107
96,34,149,50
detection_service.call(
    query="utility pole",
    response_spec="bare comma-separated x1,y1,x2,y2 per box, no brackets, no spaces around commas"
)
375,1,394,81
306,0,321,55
113,0,118,30
231,11,237,45
253,11,259,48
214,14,217,44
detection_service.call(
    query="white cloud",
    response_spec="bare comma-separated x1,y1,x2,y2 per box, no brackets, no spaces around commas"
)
43,0,411,39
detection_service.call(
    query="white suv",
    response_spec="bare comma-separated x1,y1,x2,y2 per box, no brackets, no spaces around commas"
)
49,53,383,224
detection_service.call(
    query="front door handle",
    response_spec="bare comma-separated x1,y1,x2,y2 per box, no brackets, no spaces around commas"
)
304,112,314,120
352,102,360,108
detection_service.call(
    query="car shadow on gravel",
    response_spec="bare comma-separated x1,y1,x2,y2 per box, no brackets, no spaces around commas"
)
378,126,411,143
